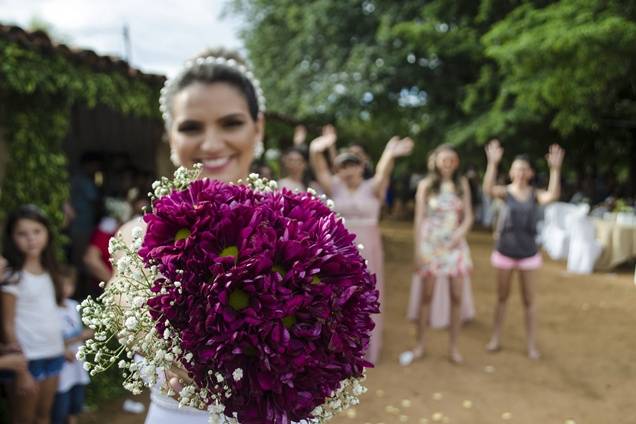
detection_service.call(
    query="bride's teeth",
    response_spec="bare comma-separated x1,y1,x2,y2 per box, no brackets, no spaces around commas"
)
203,158,229,167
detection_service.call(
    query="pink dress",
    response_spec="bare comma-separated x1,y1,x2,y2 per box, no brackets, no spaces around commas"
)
331,177,383,364
407,182,475,328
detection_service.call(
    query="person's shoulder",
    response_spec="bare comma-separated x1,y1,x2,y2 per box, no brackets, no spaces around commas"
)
1,270,22,295
65,298,79,309
418,176,433,190
118,216,147,247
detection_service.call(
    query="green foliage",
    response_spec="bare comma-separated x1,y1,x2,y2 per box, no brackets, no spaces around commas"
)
0,38,161,249
231,0,636,188
85,359,129,408
474,0,636,136
0,95,70,247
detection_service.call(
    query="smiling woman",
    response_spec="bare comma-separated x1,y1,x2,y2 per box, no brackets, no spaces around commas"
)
116,48,269,424
159,49,265,184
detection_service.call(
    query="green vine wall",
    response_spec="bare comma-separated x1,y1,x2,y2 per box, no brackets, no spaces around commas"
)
0,39,162,249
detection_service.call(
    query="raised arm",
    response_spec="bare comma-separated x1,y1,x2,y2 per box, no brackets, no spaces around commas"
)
483,139,507,199
537,144,565,205
292,125,307,147
309,125,338,197
372,136,414,199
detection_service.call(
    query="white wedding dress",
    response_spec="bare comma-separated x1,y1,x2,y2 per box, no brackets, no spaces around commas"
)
144,370,211,424
145,382,306,424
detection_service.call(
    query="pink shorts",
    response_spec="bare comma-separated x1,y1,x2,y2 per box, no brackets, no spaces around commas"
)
490,250,543,271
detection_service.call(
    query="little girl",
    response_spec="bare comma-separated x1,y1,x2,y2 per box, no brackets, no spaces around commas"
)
483,139,564,359
400,144,474,365
1,205,65,423
51,266,92,424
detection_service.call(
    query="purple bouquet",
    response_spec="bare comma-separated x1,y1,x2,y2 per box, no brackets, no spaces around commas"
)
79,170,379,424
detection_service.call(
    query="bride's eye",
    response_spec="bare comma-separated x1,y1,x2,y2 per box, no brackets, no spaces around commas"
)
177,120,203,133
221,119,245,129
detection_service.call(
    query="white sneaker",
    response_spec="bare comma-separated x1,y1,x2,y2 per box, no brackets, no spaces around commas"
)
122,399,145,414
399,351,415,366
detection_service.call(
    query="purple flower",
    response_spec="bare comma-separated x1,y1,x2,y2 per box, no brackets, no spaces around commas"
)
141,180,379,423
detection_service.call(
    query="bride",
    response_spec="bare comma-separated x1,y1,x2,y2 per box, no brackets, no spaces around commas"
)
116,48,266,424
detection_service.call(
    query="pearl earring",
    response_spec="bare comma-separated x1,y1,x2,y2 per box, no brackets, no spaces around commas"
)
253,140,264,159
170,148,180,167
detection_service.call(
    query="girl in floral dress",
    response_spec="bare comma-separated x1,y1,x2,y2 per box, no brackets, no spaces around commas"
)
400,144,474,365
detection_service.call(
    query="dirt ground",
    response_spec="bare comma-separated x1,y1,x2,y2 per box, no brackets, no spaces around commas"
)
80,221,636,424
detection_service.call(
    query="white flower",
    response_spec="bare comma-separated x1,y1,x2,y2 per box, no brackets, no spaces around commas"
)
232,368,243,381
124,316,138,330
117,256,132,273
132,226,143,240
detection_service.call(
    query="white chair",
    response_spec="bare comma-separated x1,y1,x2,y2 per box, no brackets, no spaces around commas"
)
565,206,602,274
541,202,584,260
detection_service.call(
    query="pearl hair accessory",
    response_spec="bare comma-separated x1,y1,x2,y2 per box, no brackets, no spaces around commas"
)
159,56,266,126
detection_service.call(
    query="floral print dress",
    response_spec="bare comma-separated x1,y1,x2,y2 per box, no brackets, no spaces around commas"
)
417,182,472,277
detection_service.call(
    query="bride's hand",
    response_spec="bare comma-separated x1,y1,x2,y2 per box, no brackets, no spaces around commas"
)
164,365,193,397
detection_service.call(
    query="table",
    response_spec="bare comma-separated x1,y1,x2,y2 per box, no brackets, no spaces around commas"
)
593,219,636,271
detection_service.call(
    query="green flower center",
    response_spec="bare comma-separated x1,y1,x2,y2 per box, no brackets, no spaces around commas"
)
229,289,249,311
282,315,297,328
220,245,238,257
312,276,321,285
174,228,191,242
272,265,287,277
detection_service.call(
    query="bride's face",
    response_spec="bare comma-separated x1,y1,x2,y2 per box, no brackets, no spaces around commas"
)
169,81,264,182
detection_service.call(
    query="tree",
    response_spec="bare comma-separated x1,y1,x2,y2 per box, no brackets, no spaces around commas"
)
231,0,636,195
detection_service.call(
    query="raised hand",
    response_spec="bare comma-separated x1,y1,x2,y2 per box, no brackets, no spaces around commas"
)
546,144,565,170
485,139,503,164
293,125,307,146
386,136,414,158
309,125,337,153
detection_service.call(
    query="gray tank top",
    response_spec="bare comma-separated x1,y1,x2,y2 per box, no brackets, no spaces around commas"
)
495,190,539,259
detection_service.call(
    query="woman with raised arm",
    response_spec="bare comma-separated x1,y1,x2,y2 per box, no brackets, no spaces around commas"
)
309,127,413,364
483,139,565,359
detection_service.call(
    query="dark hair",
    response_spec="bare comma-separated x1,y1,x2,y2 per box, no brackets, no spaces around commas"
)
2,205,64,305
162,48,260,128
282,146,307,160
334,152,363,168
512,154,535,171
425,144,464,197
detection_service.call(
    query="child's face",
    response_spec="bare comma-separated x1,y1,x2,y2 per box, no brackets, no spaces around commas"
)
282,151,306,175
509,159,534,183
62,278,76,299
12,218,48,260
435,150,459,178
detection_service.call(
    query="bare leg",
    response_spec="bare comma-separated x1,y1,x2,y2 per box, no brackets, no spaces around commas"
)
448,276,464,363
413,274,435,358
519,270,540,359
34,376,59,424
10,379,38,424
400,274,435,365
487,268,514,352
